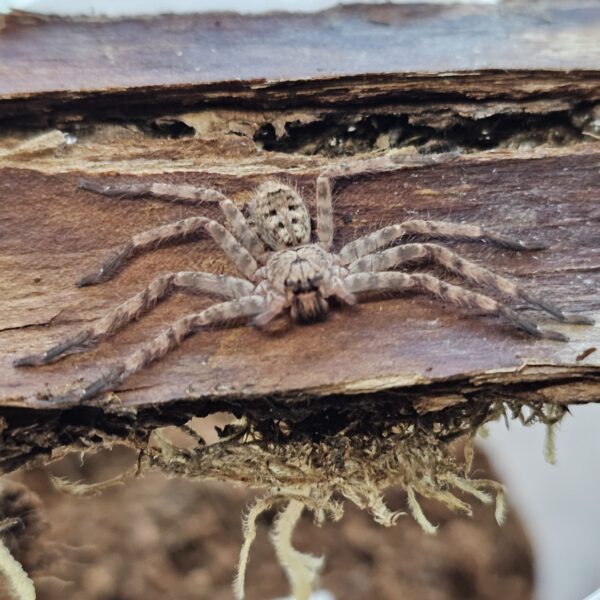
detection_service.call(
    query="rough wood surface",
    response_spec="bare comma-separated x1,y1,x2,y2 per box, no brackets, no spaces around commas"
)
0,5,599,475
2,153,598,401
1,4,600,125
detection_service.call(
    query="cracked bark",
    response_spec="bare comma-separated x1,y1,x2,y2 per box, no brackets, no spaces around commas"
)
0,5,599,474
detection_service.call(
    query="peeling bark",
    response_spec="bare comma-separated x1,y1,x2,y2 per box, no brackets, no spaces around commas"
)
0,6,599,475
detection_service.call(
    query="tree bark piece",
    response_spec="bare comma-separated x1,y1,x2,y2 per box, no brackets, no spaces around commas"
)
0,5,599,475
2,155,597,403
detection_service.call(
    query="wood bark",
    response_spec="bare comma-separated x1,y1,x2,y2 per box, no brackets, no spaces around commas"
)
0,5,598,474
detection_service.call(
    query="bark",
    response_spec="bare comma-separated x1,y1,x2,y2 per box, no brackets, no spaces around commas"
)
0,5,598,474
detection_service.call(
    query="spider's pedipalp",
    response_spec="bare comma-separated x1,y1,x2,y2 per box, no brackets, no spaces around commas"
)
339,219,544,265
348,242,588,323
345,271,567,341
252,294,287,327
322,276,357,307
14,272,254,367
77,295,266,401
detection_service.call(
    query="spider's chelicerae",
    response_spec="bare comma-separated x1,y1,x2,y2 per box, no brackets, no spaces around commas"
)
15,175,592,399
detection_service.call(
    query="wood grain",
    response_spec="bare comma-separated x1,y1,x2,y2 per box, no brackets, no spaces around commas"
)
2,154,598,412
1,5,600,125
0,6,599,475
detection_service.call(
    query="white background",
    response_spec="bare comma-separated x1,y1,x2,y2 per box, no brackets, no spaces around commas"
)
2,0,499,16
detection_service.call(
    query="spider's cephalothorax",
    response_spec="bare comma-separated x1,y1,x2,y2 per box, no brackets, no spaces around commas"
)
15,175,593,401
259,245,353,325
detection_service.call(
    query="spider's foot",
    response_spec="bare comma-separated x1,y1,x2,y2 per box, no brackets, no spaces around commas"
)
562,313,595,325
539,329,569,342
76,272,106,287
519,317,568,342
496,235,548,251
13,353,45,367
76,243,133,287
14,330,95,367
518,292,594,325
79,178,112,195
519,320,568,342
488,228,548,251
517,240,548,251
500,307,568,342
79,364,126,402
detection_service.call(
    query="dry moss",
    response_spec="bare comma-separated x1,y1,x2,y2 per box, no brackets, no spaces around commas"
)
40,398,567,600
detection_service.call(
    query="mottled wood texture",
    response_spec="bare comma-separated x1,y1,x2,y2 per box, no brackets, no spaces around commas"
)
1,4,600,125
2,158,598,406
0,4,599,473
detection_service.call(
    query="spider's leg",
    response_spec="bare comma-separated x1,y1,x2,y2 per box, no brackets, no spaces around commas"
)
14,272,254,366
339,219,545,264
322,276,356,306
252,294,287,327
315,175,334,250
77,216,258,286
76,295,266,401
348,243,593,324
80,178,268,263
345,271,568,341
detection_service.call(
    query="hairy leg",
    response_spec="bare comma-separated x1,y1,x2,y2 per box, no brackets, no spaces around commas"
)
77,216,258,286
347,243,592,324
322,276,357,306
76,295,266,401
345,271,567,340
80,178,268,263
315,175,334,250
252,294,287,327
339,219,545,264
14,272,255,366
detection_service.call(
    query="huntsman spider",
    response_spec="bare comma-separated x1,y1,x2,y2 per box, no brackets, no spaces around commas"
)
15,175,592,399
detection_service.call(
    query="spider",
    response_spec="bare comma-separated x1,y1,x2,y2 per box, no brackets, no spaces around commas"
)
14,175,592,400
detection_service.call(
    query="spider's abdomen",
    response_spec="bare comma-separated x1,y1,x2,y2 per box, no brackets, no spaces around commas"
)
249,181,311,250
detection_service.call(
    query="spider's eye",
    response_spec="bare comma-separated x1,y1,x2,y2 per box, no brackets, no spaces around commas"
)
284,278,301,293
288,205,296,211
291,218,298,224
278,222,285,229
269,209,277,216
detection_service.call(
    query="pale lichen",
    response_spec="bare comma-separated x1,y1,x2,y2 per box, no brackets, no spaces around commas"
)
48,398,567,600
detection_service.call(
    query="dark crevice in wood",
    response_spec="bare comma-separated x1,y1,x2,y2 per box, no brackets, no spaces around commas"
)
2,72,600,129
254,105,600,156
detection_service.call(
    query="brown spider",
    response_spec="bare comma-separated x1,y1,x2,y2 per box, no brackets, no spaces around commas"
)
14,175,592,400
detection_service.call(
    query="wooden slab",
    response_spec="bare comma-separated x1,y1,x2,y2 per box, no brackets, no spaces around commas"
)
0,5,599,475
1,5,600,125
2,154,598,413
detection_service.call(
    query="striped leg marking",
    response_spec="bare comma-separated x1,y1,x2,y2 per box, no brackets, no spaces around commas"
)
345,271,567,341
14,272,255,366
